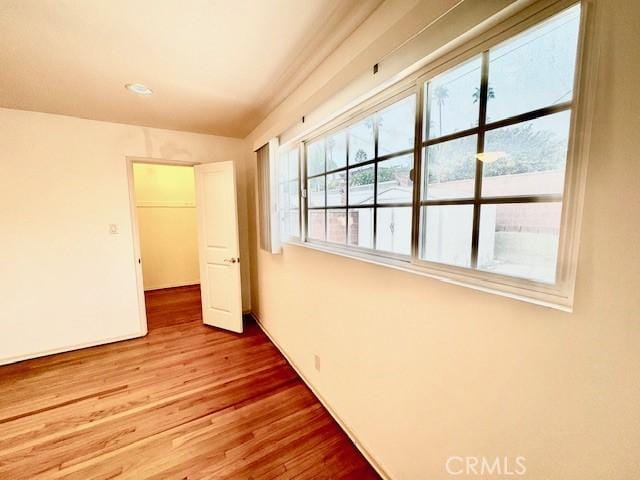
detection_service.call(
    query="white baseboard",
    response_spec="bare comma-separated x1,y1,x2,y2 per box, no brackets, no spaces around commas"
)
144,280,200,291
0,329,147,366
250,312,390,480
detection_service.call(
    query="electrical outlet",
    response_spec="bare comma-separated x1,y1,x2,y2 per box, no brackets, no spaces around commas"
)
314,354,321,372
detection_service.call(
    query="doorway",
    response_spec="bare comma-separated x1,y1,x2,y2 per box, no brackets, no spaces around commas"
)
131,161,199,330
126,158,244,334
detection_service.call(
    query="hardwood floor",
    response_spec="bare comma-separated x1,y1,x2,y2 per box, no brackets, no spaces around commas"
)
0,285,380,479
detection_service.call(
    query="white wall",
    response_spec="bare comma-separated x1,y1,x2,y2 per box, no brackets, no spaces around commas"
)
133,163,199,291
0,108,248,365
246,0,640,478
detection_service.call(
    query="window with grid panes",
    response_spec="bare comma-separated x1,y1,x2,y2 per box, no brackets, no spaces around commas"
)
282,3,585,307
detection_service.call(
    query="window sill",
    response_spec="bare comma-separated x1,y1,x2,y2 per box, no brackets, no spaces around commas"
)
281,239,574,312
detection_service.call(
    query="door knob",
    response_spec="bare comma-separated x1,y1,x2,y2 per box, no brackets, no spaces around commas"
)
224,257,238,263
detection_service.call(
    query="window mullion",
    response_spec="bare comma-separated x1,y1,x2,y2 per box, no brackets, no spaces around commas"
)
373,116,379,250
424,125,479,147
411,84,424,260
471,50,490,268
345,129,350,244
301,143,308,242
297,147,302,239
323,144,327,241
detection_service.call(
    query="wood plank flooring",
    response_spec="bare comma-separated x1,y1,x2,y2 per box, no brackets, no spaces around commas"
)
0,285,379,479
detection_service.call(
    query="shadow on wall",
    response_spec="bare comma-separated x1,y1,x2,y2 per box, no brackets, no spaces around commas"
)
141,128,194,162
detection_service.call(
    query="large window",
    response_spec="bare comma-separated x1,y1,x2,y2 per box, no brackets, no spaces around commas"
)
305,94,416,255
278,3,585,307
420,4,581,284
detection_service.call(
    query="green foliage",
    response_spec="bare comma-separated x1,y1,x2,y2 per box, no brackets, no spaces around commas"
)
426,83,565,182
483,124,565,177
349,164,374,186
318,84,565,190
353,149,369,164
427,123,565,184
348,161,407,186
426,138,476,183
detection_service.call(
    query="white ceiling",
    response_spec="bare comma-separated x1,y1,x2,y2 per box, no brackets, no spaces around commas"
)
0,0,383,137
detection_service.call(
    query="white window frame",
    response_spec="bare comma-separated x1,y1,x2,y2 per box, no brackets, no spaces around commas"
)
279,0,596,311
276,144,302,243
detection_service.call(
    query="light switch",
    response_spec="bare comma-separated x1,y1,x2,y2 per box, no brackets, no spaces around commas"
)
109,224,119,235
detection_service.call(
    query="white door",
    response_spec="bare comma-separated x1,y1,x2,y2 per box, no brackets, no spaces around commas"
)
194,161,243,333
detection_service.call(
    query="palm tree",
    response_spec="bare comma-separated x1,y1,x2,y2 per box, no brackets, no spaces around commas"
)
472,86,495,103
433,86,449,137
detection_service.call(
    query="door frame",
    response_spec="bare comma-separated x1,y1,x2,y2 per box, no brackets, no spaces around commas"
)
125,156,201,334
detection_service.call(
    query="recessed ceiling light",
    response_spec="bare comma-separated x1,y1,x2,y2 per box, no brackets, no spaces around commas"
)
125,83,153,96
